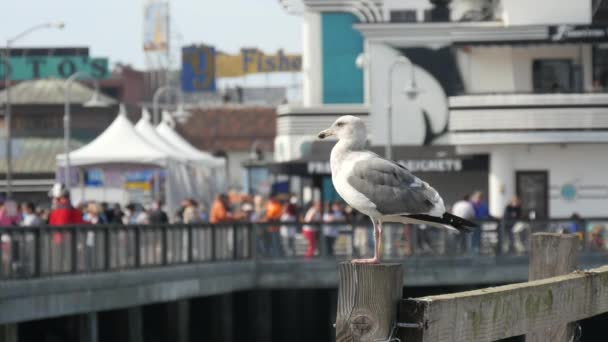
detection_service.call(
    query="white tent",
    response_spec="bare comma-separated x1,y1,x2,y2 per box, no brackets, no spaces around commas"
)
57,105,167,166
156,111,225,168
135,109,188,161
56,105,194,213
156,111,227,203
135,108,201,202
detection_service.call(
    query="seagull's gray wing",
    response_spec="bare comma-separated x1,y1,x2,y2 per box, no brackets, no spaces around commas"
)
346,156,440,215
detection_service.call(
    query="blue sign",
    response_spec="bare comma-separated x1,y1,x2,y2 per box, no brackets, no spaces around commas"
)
84,169,104,187
181,45,216,92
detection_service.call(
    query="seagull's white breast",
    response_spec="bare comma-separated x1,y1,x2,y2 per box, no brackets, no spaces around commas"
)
330,147,382,219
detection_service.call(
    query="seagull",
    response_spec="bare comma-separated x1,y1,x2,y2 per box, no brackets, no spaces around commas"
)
317,115,476,264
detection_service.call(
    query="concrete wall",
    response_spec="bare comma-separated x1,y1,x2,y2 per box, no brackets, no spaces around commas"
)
368,43,449,146
457,44,593,93
456,46,516,93
502,0,591,25
463,144,608,218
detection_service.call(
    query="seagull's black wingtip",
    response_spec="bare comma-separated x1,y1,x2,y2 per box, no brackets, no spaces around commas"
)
442,212,478,232
404,213,478,233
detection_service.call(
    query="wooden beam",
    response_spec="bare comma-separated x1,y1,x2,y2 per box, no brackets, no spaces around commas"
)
527,233,579,342
336,263,403,342
398,265,608,342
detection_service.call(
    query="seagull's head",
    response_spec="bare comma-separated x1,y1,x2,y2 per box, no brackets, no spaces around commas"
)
317,115,366,142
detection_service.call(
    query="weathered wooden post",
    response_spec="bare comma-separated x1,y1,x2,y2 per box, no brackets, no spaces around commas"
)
527,232,579,342
335,262,403,342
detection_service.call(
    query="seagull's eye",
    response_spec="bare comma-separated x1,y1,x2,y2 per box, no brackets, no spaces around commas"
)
336,122,345,127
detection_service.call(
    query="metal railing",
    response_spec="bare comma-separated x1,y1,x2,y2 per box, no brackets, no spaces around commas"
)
1,218,607,280
0,223,252,280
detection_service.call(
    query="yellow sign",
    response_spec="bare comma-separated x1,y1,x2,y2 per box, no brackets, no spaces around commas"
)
215,48,301,78
125,182,151,191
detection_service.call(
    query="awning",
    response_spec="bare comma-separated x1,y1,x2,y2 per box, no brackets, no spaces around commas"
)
255,142,488,176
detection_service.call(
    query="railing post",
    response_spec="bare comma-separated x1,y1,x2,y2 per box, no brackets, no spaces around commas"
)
581,223,588,252
34,228,42,277
0,231,3,279
527,233,579,342
349,222,355,258
210,225,216,261
319,223,327,258
71,227,78,273
134,226,141,268
233,224,238,260
187,224,193,263
249,223,256,260
161,225,168,265
410,225,418,256
104,227,111,271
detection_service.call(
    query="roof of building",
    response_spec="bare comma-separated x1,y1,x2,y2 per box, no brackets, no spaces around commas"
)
0,137,85,174
0,78,117,105
176,106,276,152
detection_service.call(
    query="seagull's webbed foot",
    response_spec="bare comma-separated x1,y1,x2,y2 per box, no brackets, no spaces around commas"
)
351,257,380,264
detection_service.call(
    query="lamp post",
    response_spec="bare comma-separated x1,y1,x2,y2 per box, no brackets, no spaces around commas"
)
64,72,110,191
151,85,190,200
386,56,419,160
152,85,189,125
2,22,64,197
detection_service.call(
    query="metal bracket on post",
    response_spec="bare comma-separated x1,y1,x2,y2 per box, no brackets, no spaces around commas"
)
373,322,401,342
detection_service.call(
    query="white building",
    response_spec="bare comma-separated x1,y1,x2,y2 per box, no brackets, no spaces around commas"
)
277,0,608,218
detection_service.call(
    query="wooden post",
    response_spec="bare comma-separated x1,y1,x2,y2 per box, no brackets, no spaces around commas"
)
127,307,143,342
527,233,579,342
336,262,403,342
0,324,17,342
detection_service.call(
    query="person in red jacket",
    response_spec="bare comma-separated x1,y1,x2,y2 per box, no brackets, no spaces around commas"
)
49,183,84,251
48,183,84,226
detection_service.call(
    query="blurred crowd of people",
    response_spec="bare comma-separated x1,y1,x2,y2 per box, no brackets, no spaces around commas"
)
1,183,606,261
208,192,352,258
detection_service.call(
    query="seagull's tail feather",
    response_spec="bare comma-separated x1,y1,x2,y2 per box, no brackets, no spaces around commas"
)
402,213,478,233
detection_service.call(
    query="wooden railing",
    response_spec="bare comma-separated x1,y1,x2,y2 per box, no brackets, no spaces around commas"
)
336,233,607,342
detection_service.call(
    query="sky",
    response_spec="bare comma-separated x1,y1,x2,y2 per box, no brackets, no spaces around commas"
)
1,0,302,69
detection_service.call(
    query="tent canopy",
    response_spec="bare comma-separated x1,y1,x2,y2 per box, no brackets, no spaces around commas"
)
135,109,188,162
156,111,225,168
57,105,168,166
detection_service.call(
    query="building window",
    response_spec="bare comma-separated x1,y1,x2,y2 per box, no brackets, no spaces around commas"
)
593,45,608,91
532,59,580,93
390,10,417,23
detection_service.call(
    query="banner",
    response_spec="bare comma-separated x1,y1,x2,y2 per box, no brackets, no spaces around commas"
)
0,56,108,80
181,45,216,92
179,45,302,92
143,1,169,52
216,48,302,77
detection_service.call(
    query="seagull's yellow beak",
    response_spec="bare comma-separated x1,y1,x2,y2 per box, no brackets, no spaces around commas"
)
317,128,334,139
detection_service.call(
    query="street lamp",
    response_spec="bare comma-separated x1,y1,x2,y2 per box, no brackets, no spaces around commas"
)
150,86,190,200
386,56,419,160
64,72,110,191
2,21,64,197
152,85,190,125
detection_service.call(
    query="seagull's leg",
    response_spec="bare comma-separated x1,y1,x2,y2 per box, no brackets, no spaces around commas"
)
352,219,382,264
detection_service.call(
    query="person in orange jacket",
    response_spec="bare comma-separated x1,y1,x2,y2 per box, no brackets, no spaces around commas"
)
209,194,234,224
265,193,283,257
